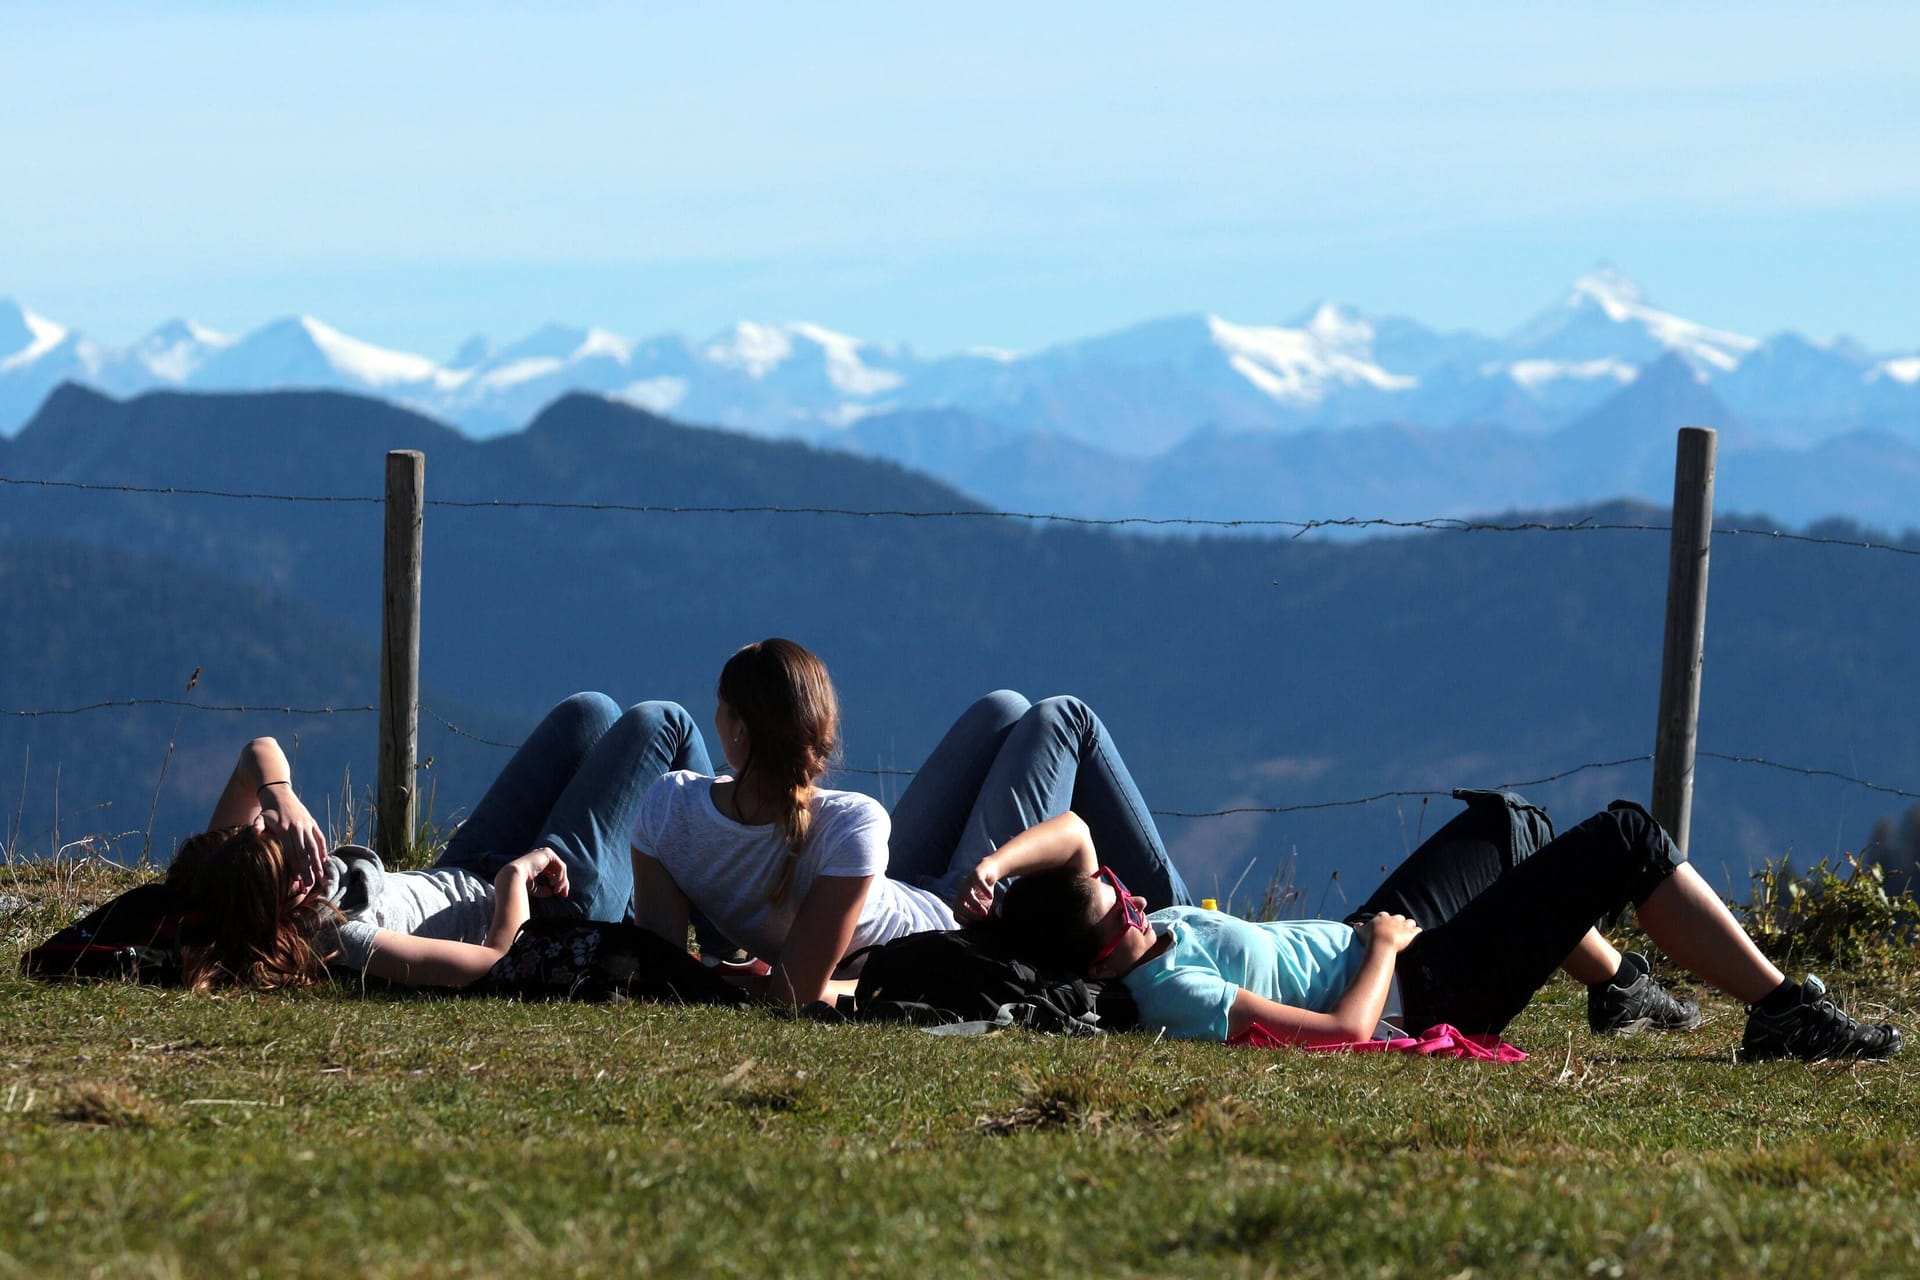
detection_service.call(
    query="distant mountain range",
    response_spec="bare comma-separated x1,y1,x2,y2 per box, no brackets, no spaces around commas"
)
827,354,1920,535
4,385,1916,900
6,268,1918,454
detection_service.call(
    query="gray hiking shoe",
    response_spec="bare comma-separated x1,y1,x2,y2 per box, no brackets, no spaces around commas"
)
1740,975,1902,1063
1588,951,1702,1035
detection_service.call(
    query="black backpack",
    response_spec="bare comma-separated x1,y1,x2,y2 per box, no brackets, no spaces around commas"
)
19,882,192,985
850,925,1138,1034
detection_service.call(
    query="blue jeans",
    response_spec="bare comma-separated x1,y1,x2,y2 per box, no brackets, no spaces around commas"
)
436,693,711,922
886,691,1192,910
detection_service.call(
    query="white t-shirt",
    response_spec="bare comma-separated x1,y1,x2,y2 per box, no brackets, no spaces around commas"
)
634,771,956,964
322,859,496,972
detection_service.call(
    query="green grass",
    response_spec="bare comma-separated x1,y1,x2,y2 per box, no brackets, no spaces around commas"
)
4,860,1919,1278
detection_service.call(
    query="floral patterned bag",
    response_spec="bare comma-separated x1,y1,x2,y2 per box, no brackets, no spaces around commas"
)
480,917,746,1006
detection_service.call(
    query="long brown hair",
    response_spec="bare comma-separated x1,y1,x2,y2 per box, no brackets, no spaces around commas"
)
717,637,840,904
167,826,338,990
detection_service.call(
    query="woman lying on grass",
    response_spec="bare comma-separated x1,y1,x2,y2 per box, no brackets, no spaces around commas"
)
986,799,1903,1062
167,693,709,989
630,638,1192,1006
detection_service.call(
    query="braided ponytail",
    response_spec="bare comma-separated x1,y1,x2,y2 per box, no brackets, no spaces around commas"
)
717,639,841,905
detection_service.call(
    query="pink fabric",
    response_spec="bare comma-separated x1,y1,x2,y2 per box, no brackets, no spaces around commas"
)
1228,1022,1527,1062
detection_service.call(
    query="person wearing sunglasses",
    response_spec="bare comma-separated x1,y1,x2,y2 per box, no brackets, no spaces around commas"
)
980,802,1902,1063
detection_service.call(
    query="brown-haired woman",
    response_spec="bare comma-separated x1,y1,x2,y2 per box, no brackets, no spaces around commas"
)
168,692,710,989
631,640,1192,1006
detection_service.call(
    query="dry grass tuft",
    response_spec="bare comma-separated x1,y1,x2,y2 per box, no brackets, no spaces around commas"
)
53,1083,164,1130
976,1065,1111,1135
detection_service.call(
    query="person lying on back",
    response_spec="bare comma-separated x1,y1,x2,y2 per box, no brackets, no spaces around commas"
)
981,805,1901,1063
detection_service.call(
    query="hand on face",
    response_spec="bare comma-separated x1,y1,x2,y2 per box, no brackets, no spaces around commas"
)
257,789,328,904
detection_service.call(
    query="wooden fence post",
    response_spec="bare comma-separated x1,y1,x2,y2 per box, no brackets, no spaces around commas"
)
1650,427,1716,860
378,450,425,862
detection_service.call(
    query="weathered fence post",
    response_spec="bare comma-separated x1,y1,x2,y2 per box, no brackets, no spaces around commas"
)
377,450,424,862
1650,427,1716,860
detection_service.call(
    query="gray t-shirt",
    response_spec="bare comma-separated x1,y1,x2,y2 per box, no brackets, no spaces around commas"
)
635,771,956,964
319,848,496,973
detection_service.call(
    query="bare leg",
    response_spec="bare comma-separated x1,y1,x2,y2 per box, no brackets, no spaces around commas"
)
1635,863,1783,1003
1561,930,1621,985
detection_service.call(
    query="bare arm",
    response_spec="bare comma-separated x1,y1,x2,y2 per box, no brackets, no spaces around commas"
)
631,847,693,952
207,737,328,898
766,873,873,1007
951,812,1096,921
359,850,568,988
1224,914,1419,1044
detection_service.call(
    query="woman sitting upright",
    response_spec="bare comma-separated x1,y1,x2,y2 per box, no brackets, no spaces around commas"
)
631,638,1191,1006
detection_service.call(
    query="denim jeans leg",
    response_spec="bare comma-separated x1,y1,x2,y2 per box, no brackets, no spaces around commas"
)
534,700,712,922
885,690,1030,884
924,695,1192,910
436,692,620,877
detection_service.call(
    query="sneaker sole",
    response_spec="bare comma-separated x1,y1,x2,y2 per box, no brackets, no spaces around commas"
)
1591,1012,1702,1036
1592,1016,1654,1036
1738,1044,1899,1064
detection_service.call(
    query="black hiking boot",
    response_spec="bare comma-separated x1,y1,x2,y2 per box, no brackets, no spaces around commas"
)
1587,951,1702,1035
1740,975,1902,1063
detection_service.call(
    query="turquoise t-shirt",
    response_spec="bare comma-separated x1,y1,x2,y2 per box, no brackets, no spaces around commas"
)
1121,907,1368,1041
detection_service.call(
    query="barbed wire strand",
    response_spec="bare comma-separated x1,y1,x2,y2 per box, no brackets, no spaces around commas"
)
0,698,377,718
1152,755,1655,818
419,705,521,750
1698,750,1920,801
0,476,384,505
0,697,528,753
3,474,1915,556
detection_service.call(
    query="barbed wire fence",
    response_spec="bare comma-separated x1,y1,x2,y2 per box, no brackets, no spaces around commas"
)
2,428,1917,865
4,473,1918,555
7,693,1916,821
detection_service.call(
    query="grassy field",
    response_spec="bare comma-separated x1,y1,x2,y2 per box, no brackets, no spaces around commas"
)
3,859,1918,1279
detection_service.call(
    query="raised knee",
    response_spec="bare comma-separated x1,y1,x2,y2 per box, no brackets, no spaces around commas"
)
1030,694,1095,732
1602,800,1681,903
626,699,696,734
961,689,1031,730
558,691,621,730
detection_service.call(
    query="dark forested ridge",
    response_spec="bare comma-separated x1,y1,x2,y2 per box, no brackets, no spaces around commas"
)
3,383,1915,897
0,537,517,857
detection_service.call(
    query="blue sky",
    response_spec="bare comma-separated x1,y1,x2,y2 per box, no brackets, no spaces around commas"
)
4,1,1917,357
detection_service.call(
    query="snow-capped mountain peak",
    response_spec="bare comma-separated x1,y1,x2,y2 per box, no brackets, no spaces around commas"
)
186,315,463,393
573,327,633,362
1203,313,1412,403
0,299,71,371
785,322,905,396
129,318,235,382
1300,301,1376,354
1872,356,1920,385
704,321,794,379
702,321,905,397
1569,265,1648,313
491,323,634,366
291,316,457,388
4,275,1917,450
1508,266,1758,375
